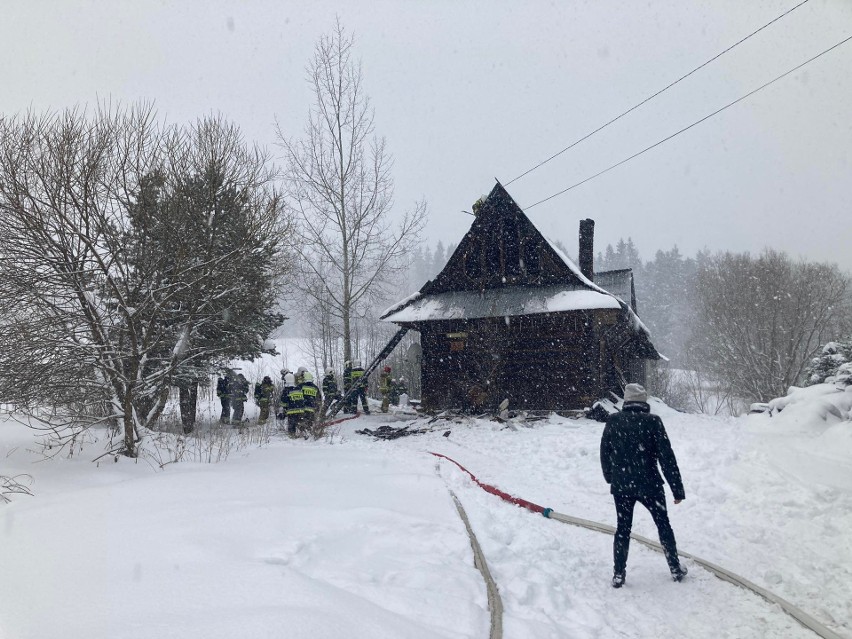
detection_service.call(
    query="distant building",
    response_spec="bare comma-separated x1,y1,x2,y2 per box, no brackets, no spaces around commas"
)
381,182,660,412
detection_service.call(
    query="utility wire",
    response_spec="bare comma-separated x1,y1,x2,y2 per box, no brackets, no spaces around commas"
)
505,0,811,186
525,33,852,210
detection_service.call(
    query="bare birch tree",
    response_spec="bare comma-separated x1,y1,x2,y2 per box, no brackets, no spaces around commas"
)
277,21,426,364
689,249,851,402
0,105,288,457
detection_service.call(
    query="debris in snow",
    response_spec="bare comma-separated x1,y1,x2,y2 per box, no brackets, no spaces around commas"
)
585,398,619,422
354,425,431,440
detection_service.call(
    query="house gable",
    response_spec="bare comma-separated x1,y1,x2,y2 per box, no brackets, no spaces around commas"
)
425,182,589,295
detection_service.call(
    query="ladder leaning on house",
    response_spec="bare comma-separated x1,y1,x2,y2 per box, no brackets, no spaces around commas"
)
323,327,410,422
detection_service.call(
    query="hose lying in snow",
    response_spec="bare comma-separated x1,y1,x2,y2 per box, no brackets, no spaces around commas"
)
430,452,844,639
447,486,503,639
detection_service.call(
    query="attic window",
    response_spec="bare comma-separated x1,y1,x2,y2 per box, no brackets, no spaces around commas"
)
464,239,482,279
523,239,541,276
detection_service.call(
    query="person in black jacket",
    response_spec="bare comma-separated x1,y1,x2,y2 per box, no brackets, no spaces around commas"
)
600,383,687,588
230,373,250,425
216,372,232,424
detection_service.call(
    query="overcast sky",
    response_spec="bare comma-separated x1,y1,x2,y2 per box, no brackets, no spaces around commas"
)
3,0,851,271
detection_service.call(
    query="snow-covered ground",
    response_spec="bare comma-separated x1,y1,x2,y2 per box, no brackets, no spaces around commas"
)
1,386,850,638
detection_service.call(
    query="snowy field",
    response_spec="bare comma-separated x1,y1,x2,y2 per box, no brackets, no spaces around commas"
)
1,387,850,638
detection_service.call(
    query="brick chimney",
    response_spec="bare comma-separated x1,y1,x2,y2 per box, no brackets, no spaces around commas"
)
578,219,595,281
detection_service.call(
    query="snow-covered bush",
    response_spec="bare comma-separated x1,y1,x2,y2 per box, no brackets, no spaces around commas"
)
804,340,852,386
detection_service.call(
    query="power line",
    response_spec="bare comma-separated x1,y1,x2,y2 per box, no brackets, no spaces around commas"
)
525,33,852,210
505,0,812,187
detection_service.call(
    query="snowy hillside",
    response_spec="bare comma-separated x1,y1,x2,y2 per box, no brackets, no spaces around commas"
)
0,394,850,638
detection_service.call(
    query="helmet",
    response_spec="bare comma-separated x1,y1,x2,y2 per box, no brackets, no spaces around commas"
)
280,367,291,378
284,373,296,386
303,372,313,383
383,366,391,372
326,368,335,376
344,360,351,367
297,366,308,374
399,377,406,383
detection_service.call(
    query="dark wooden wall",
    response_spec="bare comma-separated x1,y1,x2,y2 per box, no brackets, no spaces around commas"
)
416,309,648,411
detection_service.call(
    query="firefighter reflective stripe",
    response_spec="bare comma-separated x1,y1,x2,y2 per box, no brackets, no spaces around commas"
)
351,370,364,379
281,388,304,415
303,386,318,397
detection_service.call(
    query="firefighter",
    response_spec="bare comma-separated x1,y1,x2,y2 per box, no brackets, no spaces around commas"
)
254,375,275,423
379,366,392,413
350,360,370,414
300,371,321,433
322,368,340,418
230,373,250,425
278,373,304,436
388,378,400,406
216,371,232,424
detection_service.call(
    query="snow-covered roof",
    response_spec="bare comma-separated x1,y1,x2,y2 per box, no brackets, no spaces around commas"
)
381,285,620,323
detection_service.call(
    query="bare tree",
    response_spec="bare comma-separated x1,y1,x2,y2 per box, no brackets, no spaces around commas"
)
689,249,851,403
277,20,426,364
0,106,288,457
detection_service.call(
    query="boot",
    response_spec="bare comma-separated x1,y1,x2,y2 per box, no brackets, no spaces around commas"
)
612,572,626,588
671,565,688,582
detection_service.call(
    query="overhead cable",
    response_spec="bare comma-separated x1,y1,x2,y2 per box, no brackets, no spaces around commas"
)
525,33,852,210
505,0,812,186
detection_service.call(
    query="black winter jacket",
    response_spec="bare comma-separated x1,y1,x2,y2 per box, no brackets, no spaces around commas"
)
600,402,685,500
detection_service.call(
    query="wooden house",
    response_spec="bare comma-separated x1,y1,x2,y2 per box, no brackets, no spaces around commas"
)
380,182,660,412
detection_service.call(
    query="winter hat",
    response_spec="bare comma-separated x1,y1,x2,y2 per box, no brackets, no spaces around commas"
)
623,383,648,403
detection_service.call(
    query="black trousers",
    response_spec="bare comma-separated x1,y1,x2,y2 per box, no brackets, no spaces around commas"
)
613,489,680,574
219,398,231,423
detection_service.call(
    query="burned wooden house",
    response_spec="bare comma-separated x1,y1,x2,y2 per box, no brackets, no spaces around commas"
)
380,182,660,412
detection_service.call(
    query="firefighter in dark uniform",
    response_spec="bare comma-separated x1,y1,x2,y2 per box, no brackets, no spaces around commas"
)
230,373,250,425
349,360,369,414
254,376,275,423
278,373,304,436
322,368,339,418
300,371,321,432
216,371,232,424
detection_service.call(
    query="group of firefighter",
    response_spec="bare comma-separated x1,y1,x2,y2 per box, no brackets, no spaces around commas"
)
215,362,408,436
